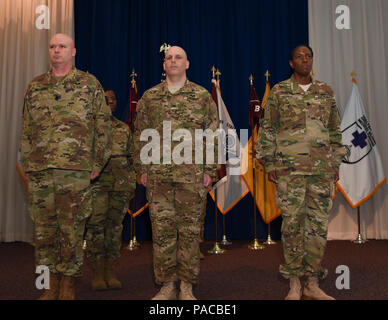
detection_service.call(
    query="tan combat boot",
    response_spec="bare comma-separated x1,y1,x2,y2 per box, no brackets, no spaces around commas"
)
37,273,61,300
91,258,108,290
58,276,76,300
200,251,205,260
104,258,122,289
151,281,177,300
285,277,302,300
179,281,197,300
303,277,335,300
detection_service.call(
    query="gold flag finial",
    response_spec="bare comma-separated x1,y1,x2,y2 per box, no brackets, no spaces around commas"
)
211,66,216,79
216,69,221,83
130,69,137,88
249,74,254,85
264,70,271,82
351,70,358,84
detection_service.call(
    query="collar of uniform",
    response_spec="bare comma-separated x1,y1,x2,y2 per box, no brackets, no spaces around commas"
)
47,66,78,84
161,79,192,94
289,74,319,94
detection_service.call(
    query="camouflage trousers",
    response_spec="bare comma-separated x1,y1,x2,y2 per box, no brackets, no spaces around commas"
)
85,190,130,261
147,181,207,285
28,169,92,277
276,175,335,280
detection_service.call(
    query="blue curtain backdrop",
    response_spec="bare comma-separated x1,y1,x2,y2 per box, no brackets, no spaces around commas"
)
74,0,309,241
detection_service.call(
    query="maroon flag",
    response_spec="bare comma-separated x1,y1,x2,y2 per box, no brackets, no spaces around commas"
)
128,81,139,129
248,82,261,128
211,80,226,180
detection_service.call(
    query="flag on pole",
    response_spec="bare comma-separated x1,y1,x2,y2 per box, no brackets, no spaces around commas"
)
209,79,249,214
128,71,139,130
261,77,271,108
127,71,149,218
337,81,386,208
241,79,281,223
248,77,261,129
211,77,226,180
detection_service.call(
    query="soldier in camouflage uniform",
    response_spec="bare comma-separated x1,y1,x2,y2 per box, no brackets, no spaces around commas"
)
85,88,136,291
133,46,219,300
256,45,346,300
21,34,112,300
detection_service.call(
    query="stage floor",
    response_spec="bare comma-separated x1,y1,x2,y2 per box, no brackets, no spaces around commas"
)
0,240,387,300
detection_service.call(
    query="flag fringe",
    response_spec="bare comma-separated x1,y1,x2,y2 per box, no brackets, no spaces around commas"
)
16,164,28,191
336,178,387,208
209,188,250,215
128,202,149,218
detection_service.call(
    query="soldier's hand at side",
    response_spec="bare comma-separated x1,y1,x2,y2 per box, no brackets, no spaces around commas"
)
140,173,147,187
268,171,278,184
25,174,30,182
203,174,212,188
90,170,100,181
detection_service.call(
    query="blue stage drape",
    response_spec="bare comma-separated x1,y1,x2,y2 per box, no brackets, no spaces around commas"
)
74,0,309,241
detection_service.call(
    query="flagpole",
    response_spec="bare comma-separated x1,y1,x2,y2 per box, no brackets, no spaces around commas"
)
248,124,264,250
262,71,276,245
128,69,138,128
353,206,366,244
132,217,141,248
348,72,367,245
248,74,265,251
220,214,232,245
264,223,276,245
208,187,225,254
263,161,276,245
126,211,138,251
208,67,226,255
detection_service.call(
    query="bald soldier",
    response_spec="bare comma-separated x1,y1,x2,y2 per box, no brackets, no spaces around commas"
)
21,33,112,300
133,46,219,300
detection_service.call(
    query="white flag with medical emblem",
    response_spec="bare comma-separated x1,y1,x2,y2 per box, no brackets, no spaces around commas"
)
209,80,249,214
337,83,386,208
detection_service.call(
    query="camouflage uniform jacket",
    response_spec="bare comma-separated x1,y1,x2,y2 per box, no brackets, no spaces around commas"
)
256,75,346,176
21,67,112,173
133,80,220,183
97,116,136,192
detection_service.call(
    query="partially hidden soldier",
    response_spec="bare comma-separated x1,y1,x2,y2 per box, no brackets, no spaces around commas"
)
133,46,219,300
256,44,347,300
85,88,136,291
21,34,112,300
